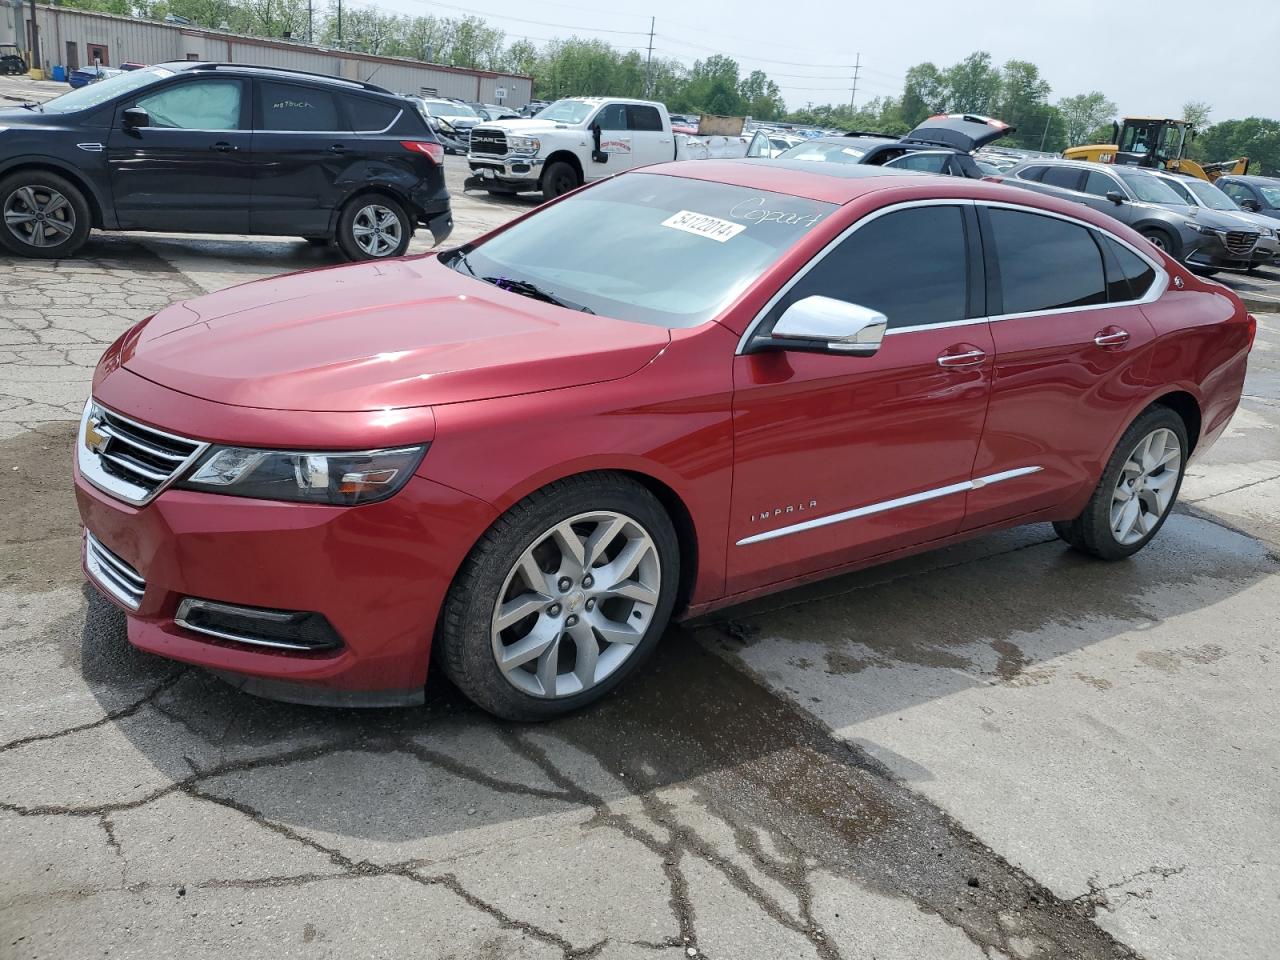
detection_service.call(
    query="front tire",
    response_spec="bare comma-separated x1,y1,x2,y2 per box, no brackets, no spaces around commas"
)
0,170,92,258
1054,406,1188,560
541,161,580,202
335,195,411,261
1139,227,1179,260
437,473,680,720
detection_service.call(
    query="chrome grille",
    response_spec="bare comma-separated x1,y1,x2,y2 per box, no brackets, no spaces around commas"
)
85,532,146,610
78,400,207,506
1224,231,1258,256
470,128,508,157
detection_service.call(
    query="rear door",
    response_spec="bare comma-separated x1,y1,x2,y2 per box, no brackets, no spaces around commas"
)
963,205,1158,530
250,79,355,236
627,104,673,167
106,76,251,232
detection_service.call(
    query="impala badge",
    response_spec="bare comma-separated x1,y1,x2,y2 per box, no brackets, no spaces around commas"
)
750,500,817,523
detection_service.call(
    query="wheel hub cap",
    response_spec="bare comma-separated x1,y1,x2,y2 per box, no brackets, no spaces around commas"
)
4,184,75,248
1109,427,1181,546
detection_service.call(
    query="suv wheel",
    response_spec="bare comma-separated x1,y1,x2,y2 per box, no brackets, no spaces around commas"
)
336,196,411,261
0,171,92,259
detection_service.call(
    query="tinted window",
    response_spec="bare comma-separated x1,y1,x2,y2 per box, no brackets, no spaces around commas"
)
1016,165,1048,181
989,209,1106,314
768,206,968,331
1041,166,1083,191
136,80,241,130
594,103,627,130
347,96,400,132
1083,170,1123,198
1103,236,1157,302
890,153,949,173
627,105,663,132
259,81,342,131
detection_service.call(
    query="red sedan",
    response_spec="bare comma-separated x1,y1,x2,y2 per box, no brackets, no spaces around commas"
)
75,160,1255,718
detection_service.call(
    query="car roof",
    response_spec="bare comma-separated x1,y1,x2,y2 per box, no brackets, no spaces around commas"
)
161,61,395,95
1221,174,1280,185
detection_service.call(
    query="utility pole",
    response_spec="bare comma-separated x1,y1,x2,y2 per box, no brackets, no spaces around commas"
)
27,0,40,72
1040,112,1051,151
644,16,655,97
849,52,861,110
307,0,313,42
336,0,342,47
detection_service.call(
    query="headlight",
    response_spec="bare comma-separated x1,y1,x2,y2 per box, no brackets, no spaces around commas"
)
1188,222,1223,236
507,135,541,153
177,445,427,506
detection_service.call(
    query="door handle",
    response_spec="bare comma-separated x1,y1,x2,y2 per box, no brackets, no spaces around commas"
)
1094,328,1130,347
937,348,987,368
210,141,237,152
329,144,348,153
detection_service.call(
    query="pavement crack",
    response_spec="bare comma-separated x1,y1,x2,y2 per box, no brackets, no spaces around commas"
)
1184,471,1280,503
1071,864,1188,915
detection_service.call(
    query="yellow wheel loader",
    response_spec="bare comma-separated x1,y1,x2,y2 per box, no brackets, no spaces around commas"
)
1065,117,1249,183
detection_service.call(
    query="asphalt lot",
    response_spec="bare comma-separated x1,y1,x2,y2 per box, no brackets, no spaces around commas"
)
2,76,1280,960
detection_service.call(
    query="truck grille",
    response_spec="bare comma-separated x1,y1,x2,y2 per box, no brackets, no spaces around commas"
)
470,128,507,157
85,532,146,610
78,401,207,506
1224,231,1258,256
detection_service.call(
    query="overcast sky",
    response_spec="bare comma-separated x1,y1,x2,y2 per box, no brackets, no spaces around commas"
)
375,0,1276,122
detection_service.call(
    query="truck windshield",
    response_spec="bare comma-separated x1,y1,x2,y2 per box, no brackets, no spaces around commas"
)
537,99,595,124
38,66,174,114
448,173,836,329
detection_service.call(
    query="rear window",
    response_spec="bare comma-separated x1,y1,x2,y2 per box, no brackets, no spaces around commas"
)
989,209,1106,314
1015,165,1049,181
346,96,401,132
1041,166,1083,191
259,81,342,132
1102,236,1158,302
627,105,663,132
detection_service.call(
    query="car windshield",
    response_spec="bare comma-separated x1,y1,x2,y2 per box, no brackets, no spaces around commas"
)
1183,179,1240,212
450,173,836,328
1115,170,1188,205
1259,185,1280,207
423,101,478,119
536,99,595,124
38,65,174,114
777,140,867,163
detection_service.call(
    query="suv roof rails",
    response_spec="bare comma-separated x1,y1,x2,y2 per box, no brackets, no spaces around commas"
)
184,62,393,94
843,129,899,140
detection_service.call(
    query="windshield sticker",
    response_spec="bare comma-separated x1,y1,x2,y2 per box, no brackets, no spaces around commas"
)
841,147,866,158
730,197,824,228
661,210,747,243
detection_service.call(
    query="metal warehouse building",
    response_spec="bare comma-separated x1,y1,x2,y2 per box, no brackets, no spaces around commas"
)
0,4,533,106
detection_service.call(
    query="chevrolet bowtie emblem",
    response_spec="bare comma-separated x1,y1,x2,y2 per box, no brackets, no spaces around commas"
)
83,417,109,454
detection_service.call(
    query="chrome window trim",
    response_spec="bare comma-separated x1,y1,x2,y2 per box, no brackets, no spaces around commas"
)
77,399,209,507
735,196,1169,353
736,466,1043,546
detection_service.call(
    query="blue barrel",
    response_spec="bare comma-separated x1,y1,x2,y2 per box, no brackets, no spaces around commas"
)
51,65,67,82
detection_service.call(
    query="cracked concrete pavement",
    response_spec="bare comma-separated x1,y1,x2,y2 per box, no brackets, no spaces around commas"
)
2,151,1279,959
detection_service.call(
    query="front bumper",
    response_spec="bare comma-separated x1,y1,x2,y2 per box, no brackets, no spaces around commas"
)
1185,234,1264,271
75,457,496,706
465,155,544,192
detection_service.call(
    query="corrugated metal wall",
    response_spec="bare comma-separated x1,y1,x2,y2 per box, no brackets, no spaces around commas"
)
3,5,531,107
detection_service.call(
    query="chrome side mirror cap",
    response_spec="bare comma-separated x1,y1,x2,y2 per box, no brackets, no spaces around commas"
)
758,295,888,355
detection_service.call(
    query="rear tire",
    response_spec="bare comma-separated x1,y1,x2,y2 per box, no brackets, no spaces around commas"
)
437,473,680,720
1054,406,1188,560
1139,227,1179,260
0,170,92,259
335,195,411,261
541,161,580,202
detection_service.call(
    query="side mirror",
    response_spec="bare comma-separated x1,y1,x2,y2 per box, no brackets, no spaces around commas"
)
122,106,149,130
1239,198,1262,212
1106,191,1126,205
755,296,888,355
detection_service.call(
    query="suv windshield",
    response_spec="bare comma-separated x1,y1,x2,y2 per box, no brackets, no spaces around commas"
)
38,66,174,114
1183,179,1240,212
449,173,836,328
537,99,595,124
777,140,873,163
422,100,478,119
1115,170,1188,206
1259,185,1280,207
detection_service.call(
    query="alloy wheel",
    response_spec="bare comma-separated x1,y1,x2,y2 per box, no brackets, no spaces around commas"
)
491,511,661,699
1110,427,1181,546
4,185,75,248
350,204,403,257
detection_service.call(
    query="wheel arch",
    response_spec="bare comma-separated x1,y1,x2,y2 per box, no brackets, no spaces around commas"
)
540,151,584,189
0,158,109,228
329,183,414,235
1150,389,1203,454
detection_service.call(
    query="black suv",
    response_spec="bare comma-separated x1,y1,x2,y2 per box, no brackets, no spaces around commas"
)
0,62,452,260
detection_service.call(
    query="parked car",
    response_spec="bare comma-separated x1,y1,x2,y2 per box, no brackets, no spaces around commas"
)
468,102,520,122
776,114,1015,178
996,158,1261,272
75,159,1254,718
0,62,452,260
1216,175,1280,224
520,99,550,117
0,44,27,75
68,64,124,89
415,97,482,153
1152,171,1279,268
764,134,805,158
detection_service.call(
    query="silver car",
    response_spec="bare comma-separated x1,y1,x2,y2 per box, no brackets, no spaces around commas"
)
1152,171,1279,268
999,158,1261,272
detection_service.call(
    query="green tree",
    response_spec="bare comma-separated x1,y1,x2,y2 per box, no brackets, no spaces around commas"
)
944,51,1001,115
899,62,946,127
738,70,784,120
1198,118,1280,176
1057,91,1117,146
996,59,1052,147
683,55,744,115
1182,100,1212,131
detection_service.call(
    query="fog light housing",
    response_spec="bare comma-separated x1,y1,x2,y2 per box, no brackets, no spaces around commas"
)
175,598,344,652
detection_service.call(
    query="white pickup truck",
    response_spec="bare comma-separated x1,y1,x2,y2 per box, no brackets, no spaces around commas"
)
465,97,767,201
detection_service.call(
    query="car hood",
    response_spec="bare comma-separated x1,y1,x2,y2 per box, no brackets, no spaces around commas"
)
1185,207,1262,232
475,118,580,136
906,114,1013,152
121,256,670,412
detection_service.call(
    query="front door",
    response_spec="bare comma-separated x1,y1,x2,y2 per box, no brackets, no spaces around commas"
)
727,203,993,594
249,79,353,236
963,206,1158,529
106,76,251,232
586,102,631,180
